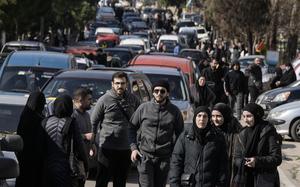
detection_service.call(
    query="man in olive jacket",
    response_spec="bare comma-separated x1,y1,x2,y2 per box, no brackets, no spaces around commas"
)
129,80,184,187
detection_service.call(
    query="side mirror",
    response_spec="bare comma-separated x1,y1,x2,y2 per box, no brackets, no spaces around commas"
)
0,135,23,152
0,157,19,179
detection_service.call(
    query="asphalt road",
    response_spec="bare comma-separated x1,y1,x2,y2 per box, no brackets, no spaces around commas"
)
85,138,300,187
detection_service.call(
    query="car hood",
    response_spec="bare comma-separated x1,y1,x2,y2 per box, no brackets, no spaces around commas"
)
270,100,300,112
261,86,299,97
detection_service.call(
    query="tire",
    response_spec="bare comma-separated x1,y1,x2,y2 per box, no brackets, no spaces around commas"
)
291,119,300,142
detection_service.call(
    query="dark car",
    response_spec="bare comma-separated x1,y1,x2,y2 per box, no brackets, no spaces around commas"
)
179,49,205,64
42,68,152,106
103,48,135,66
256,80,300,112
0,134,23,187
0,51,77,133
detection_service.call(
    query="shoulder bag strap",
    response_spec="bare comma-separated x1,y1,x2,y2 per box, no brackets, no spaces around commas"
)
116,101,130,122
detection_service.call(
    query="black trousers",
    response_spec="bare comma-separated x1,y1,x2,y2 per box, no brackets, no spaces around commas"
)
95,148,131,187
248,86,260,103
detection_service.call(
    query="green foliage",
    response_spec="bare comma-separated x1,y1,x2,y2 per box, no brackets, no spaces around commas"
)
0,0,96,39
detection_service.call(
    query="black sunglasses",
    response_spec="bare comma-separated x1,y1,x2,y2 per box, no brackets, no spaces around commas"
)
153,89,166,94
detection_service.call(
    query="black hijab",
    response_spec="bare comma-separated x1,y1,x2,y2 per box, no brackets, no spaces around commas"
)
242,103,265,157
193,106,211,143
53,95,73,118
26,91,46,115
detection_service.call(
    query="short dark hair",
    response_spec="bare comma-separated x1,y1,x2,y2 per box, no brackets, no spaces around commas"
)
112,71,128,82
73,87,92,101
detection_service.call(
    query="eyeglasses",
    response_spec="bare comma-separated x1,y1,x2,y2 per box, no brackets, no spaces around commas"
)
153,89,166,94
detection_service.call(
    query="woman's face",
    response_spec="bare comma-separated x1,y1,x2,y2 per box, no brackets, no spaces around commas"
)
198,77,206,86
195,112,209,129
211,110,224,127
242,111,255,127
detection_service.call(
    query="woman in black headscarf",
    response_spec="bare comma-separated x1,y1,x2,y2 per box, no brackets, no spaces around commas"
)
195,76,216,109
16,91,46,187
169,106,228,187
42,95,88,187
233,103,282,187
211,103,242,186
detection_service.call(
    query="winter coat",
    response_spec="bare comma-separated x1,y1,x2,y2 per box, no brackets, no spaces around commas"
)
194,84,216,109
233,121,282,187
247,64,262,90
129,98,184,158
277,68,296,87
16,91,46,187
169,126,228,187
91,89,140,150
224,70,247,95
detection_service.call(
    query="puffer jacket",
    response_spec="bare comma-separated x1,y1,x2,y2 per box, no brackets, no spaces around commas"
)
129,99,184,158
169,126,228,187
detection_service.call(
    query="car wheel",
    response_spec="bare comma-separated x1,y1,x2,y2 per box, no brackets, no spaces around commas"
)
291,119,300,142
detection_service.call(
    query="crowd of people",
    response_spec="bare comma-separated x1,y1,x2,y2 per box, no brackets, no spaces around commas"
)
14,69,284,187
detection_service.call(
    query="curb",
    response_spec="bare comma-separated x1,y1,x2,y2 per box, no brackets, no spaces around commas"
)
278,166,296,187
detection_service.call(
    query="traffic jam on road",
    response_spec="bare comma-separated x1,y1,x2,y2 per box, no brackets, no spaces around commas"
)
0,0,300,186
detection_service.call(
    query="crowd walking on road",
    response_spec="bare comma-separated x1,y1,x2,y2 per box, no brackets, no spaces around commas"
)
15,68,283,187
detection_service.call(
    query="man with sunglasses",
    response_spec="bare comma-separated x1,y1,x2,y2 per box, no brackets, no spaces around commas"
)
129,80,184,187
91,71,140,187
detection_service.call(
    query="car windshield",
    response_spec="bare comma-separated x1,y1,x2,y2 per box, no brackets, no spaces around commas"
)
146,74,187,101
239,59,265,68
43,77,111,103
180,51,203,61
0,67,57,93
287,80,300,87
2,45,41,53
104,50,132,65
197,29,205,34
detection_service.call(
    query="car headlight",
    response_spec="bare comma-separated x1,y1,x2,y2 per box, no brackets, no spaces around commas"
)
268,111,284,119
272,92,290,102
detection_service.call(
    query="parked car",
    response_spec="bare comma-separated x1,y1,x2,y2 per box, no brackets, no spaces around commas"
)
128,54,200,90
256,80,300,113
120,38,150,53
127,65,194,125
42,68,153,105
179,49,205,65
267,100,300,141
96,6,115,21
193,26,210,42
0,51,77,133
103,48,135,67
0,134,23,187
156,35,189,52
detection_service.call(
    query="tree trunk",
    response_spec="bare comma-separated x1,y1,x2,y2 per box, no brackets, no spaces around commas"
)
287,34,298,61
247,29,253,55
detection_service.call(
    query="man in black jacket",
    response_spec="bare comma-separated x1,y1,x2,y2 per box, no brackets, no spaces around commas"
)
224,61,246,119
275,63,296,87
129,80,184,187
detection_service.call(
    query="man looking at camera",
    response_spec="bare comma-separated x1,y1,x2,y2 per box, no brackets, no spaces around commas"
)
129,80,184,187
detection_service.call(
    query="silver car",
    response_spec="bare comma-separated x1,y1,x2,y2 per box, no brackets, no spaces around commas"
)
267,100,300,142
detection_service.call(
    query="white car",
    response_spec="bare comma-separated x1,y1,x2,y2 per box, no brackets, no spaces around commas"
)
120,38,150,53
156,35,188,52
267,100,300,142
94,27,114,35
193,26,209,42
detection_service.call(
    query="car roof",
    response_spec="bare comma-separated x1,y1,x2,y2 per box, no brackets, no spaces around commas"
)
159,35,178,40
129,55,190,70
6,51,71,68
127,65,182,76
239,55,265,60
4,41,44,46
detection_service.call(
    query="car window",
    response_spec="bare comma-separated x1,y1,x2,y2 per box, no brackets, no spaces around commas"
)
2,45,41,53
137,79,150,102
0,67,57,93
146,74,187,101
43,77,111,103
131,80,141,100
